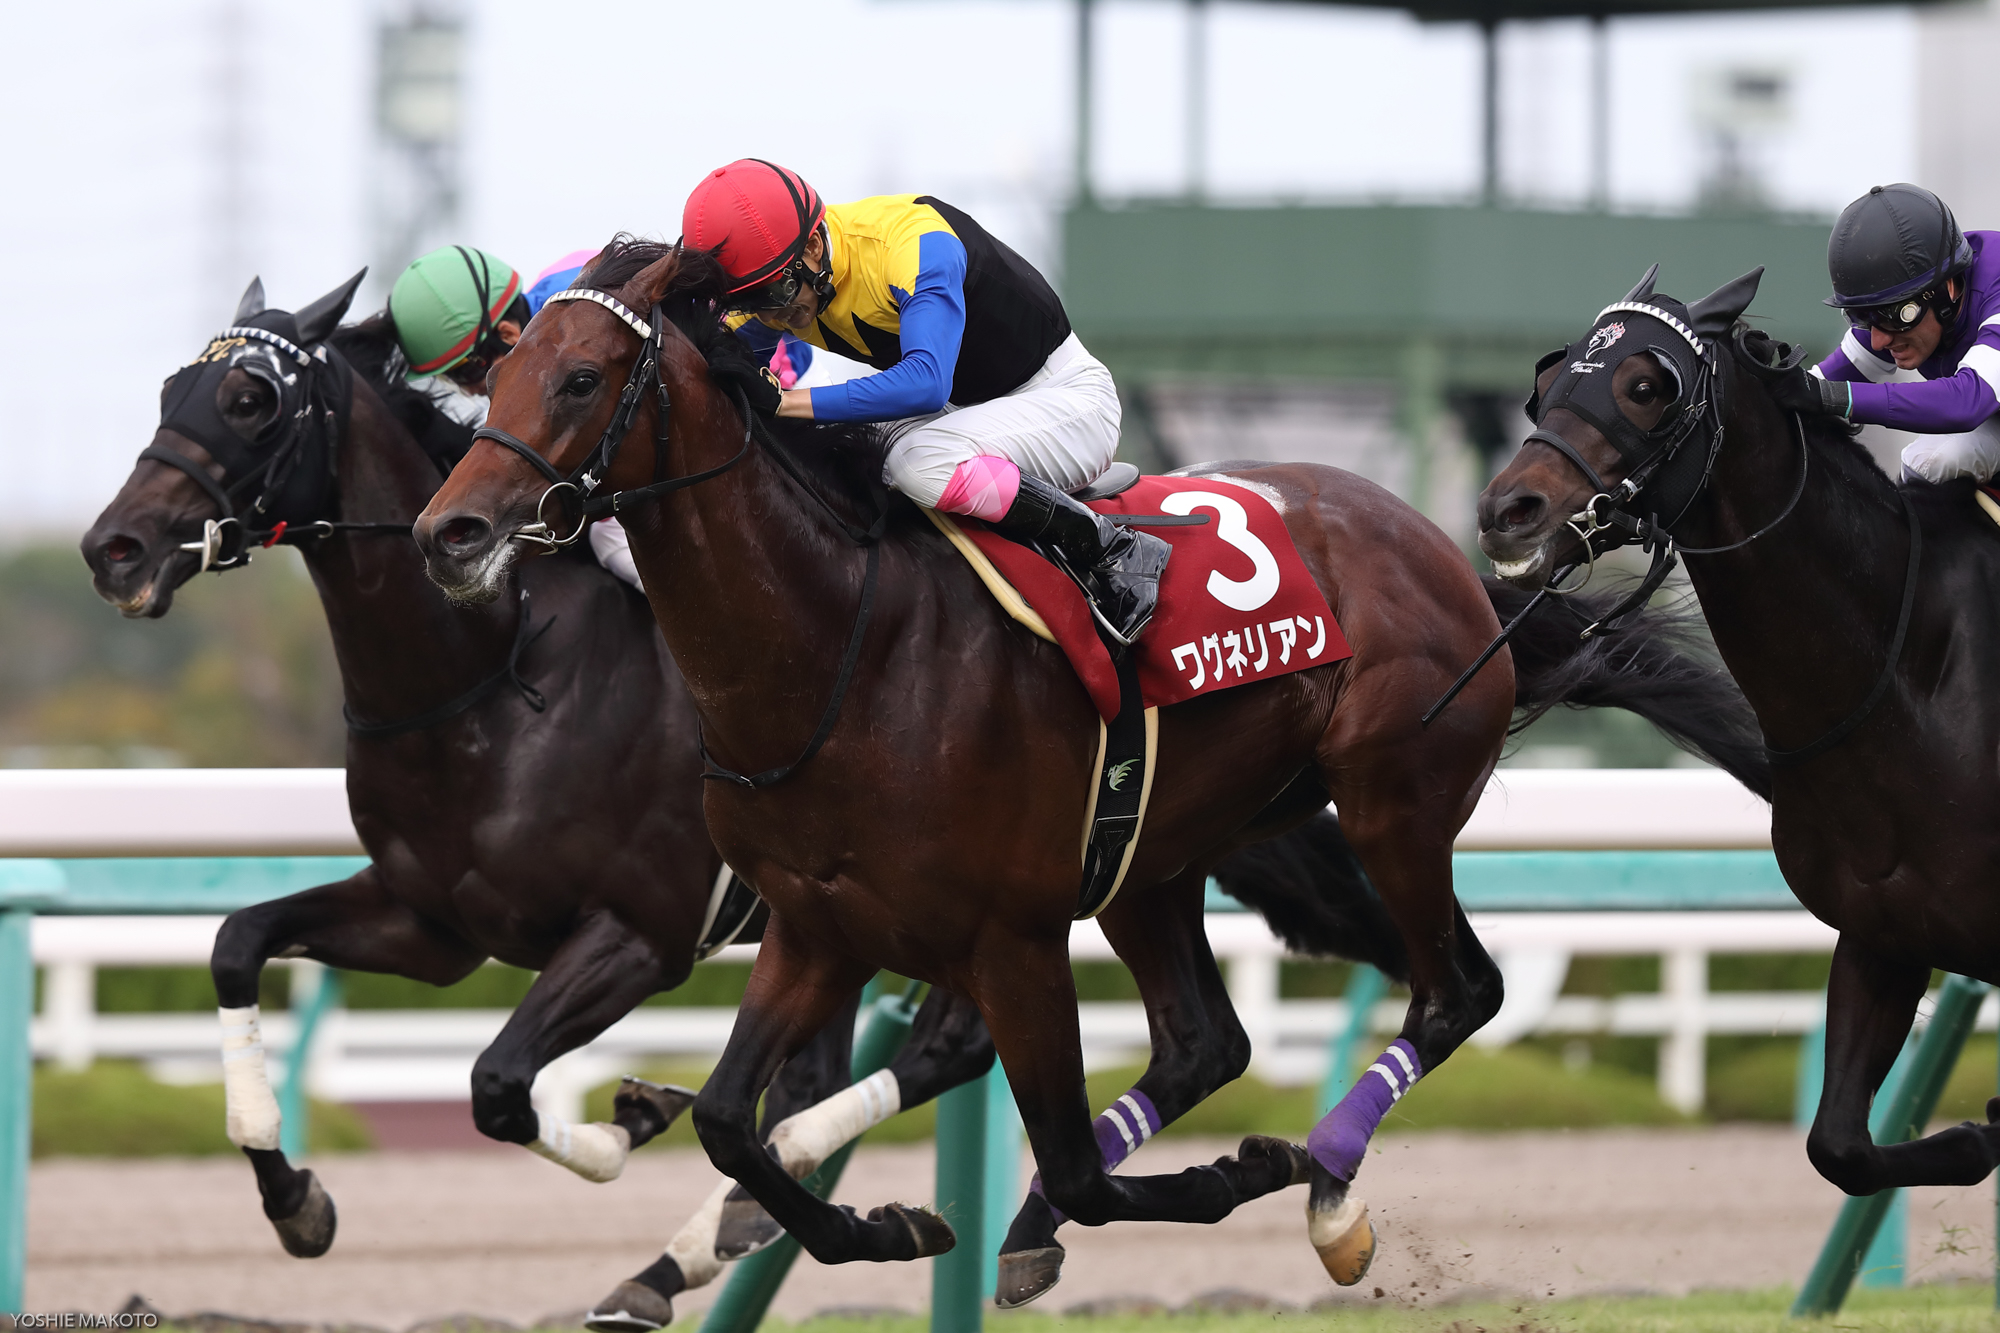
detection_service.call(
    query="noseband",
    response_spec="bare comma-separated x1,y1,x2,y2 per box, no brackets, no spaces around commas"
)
469,288,750,549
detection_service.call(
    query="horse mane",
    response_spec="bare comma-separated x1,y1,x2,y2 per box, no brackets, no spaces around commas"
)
1734,323,1990,567
331,312,475,471
580,234,891,513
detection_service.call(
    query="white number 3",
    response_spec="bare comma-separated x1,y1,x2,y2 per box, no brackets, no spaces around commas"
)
1159,490,1281,612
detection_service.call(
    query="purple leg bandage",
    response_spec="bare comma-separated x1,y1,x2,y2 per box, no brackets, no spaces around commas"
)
1030,1087,1162,1225
1307,1038,1422,1182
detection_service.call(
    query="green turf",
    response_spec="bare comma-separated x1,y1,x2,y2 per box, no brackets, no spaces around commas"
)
464,1284,2000,1333
32,1060,372,1157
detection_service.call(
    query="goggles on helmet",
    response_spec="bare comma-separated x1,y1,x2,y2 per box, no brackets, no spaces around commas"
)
1845,287,1953,336
725,249,834,316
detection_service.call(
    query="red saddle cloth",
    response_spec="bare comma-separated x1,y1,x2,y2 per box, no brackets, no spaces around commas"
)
957,475,1350,722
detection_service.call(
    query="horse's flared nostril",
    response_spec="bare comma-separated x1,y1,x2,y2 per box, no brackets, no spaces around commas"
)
436,514,492,556
99,535,143,566
1499,494,1547,534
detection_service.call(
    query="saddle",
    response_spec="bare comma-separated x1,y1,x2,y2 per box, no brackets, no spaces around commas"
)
928,465,1349,919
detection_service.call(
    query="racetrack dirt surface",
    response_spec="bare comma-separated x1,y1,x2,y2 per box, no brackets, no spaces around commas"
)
26,1128,1994,1328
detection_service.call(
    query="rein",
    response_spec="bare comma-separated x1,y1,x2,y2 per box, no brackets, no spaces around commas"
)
1764,488,1921,768
343,587,554,738
471,282,886,790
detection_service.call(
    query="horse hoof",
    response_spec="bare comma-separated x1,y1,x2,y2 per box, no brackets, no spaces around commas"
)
867,1202,955,1259
584,1280,674,1332
271,1169,337,1258
713,1188,784,1260
1239,1134,1313,1187
1308,1195,1375,1286
994,1245,1065,1308
615,1078,697,1149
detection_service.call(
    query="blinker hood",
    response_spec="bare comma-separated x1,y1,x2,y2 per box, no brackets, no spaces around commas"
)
1529,295,1708,468
153,305,355,533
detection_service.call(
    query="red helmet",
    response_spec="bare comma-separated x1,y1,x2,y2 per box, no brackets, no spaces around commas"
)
682,159,825,294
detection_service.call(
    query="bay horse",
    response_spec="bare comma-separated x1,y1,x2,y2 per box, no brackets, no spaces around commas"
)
411,239,1773,1290
77,275,1003,1320
1478,265,2000,1199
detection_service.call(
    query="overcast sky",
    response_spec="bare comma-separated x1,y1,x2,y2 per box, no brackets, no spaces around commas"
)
2,0,1915,537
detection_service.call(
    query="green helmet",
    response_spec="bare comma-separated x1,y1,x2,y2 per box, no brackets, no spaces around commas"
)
389,245,523,376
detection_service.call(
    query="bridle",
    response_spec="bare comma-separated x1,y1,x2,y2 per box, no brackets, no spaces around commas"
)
145,324,407,572
465,280,885,790
1438,302,1923,768
469,288,751,550
145,317,547,739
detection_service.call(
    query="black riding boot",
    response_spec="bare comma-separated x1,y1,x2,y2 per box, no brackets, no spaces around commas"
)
993,474,1171,645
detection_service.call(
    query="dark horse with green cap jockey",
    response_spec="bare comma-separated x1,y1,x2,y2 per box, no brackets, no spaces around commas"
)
383,242,839,590
682,158,1171,644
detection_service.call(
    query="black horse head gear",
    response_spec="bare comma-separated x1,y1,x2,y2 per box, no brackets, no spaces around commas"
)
143,274,363,571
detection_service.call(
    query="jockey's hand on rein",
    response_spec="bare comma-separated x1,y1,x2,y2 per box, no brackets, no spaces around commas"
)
1769,366,1852,420
709,359,783,419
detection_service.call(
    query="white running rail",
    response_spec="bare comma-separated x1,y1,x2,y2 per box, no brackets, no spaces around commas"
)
13,767,1831,1115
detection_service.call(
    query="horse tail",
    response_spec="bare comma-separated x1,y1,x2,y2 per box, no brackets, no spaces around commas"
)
1486,575,1773,800
1209,808,1412,983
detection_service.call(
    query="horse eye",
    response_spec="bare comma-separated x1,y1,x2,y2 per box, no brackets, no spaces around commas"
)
563,371,600,397
1630,380,1657,402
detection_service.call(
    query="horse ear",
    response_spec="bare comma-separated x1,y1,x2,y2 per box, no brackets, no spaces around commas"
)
295,268,368,346
1687,266,1765,340
1623,263,1660,301
627,251,683,308
234,277,266,322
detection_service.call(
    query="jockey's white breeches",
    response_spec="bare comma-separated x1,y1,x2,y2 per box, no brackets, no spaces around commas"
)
1900,416,2000,484
880,333,1121,508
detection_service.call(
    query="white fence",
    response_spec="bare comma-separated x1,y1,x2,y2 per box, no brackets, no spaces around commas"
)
11,767,1920,1118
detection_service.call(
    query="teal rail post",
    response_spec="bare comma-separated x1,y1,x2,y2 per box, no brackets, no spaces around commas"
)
1791,974,1989,1316
699,981,919,1333
979,1066,1020,1300
0,860,63,1316
279,965,345,1159
1319,965,1389,1116
0,906,33,1314
1857,1036,1918,1289
932,1072,990,1333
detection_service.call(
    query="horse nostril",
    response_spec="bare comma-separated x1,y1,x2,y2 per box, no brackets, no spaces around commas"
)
438,515,492,554
1498,495,1546,534
100,535,142,565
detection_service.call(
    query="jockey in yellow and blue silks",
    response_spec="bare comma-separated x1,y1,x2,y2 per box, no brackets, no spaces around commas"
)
683,159,1169,644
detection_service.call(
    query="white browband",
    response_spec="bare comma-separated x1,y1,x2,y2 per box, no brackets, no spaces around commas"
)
542,288,653,339
1594,301,1705,356
215,325,312,365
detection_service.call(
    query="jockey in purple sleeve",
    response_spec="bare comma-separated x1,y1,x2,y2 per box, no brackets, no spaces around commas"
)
1772,184,2000,485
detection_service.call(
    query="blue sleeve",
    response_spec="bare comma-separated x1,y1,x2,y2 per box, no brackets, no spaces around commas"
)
810,231,966,422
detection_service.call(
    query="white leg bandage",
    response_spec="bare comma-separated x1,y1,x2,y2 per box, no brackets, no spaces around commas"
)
764,1069,901,1179
526,1110,632,1183
664,1178,736,1289
219,1005,282,1151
